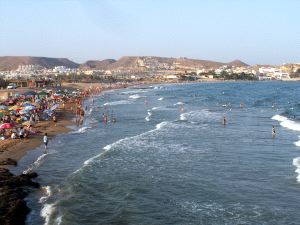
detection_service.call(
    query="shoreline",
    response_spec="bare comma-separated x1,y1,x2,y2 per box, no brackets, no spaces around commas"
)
0,82,130,225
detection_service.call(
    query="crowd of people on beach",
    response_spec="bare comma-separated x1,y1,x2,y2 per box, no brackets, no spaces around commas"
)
0,83,129,150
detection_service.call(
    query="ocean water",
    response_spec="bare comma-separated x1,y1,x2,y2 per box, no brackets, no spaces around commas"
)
13,81,300,225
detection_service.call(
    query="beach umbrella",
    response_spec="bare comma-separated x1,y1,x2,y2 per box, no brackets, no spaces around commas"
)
9,105,22,111
0,123,14,129
38,91,47,97
19,109,30,115
0,105,8,110
21,102,34,107
24,105,36,111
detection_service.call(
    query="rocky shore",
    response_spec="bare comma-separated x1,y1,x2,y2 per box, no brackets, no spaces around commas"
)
0,163,40,225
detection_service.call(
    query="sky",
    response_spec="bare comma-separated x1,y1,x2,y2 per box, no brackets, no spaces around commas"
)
0,0,299,65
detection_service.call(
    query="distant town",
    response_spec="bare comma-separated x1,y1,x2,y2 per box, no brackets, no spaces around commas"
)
0,56,300,89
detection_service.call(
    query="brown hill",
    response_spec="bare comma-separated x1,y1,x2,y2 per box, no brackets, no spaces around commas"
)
81,56,240,70
80,59,116,70
227,60,249,67
0,56,79,71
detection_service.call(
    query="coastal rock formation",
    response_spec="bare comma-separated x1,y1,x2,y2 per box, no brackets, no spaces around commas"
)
0,168,40,225
0,158,17,166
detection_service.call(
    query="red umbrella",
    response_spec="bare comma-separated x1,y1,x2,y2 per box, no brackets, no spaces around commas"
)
0,123,14,129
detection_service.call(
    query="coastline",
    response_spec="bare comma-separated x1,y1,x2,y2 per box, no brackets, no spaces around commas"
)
0,82,130,225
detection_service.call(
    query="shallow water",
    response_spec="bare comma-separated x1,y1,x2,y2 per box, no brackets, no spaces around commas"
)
13,81,300,225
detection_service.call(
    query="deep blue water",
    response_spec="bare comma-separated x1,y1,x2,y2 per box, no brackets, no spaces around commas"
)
13,81,300,225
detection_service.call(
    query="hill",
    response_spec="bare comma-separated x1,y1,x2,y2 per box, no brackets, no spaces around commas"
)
79,59,116,70
81,56,248,70
227,60,249,67
0,56,79,71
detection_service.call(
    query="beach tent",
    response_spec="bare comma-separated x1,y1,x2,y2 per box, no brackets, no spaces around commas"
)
0,123,14,129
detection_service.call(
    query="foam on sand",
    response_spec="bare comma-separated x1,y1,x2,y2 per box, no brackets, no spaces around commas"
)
272,115,300,132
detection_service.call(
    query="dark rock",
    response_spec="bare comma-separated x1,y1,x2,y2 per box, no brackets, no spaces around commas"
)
0,158,17,166
0,168,40,225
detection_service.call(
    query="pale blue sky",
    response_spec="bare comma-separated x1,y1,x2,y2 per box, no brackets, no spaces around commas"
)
0,0,299,65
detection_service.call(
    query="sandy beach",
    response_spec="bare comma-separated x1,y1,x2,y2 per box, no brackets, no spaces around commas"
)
0,103,74,168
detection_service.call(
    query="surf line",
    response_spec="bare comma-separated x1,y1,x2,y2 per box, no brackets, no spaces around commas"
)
73,121,170,174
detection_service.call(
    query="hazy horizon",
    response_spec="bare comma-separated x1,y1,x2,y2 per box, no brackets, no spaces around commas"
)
1,0,299,65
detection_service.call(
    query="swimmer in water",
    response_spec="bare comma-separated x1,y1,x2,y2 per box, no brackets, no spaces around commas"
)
240,101,244,108
223,116,227,126
272,125,276,138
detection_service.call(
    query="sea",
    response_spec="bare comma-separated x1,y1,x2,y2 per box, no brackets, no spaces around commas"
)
11,81,300,225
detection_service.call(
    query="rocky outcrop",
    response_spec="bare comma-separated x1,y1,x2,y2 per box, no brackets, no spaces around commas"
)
0,168,40,225
0,158,17,166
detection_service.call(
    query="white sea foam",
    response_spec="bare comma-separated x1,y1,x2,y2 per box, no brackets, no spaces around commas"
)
180,113,187,121
122,90,148,94
41,203,56,225
55,216,62,225
294,140,300,147
272,115,300,132
23,153,48,174
145,111,152,121
103,100,131,106
129,94,144,99
180,109,219,122
158,97,164,101
293,157,300,183
70,126,91,134
74,121,170,173
174,102,184,106
39,186,52,203
151,107,160,110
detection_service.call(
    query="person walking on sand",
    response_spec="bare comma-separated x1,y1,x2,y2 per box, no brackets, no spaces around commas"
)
43,133,48,151
272,126,276,138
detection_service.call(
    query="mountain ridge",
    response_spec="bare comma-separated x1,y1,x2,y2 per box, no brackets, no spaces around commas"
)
0,56,249,71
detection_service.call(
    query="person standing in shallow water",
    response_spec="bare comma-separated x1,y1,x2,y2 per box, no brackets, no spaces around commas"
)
272,126,276,138
43,133,48,152
223,116,227,126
